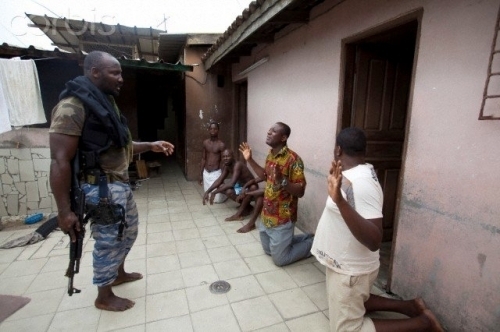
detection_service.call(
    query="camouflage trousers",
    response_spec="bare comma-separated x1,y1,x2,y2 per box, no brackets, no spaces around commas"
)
82,181,139,287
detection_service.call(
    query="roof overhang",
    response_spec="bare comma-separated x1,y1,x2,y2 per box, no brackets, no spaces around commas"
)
119,58,192,72
202,0,343,71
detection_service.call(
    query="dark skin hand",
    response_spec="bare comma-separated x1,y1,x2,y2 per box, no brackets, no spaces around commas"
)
133,141,174,155
239,142,266,179
236,177,264,202
269,164,305,197
328,160,383,252
202,164,231,205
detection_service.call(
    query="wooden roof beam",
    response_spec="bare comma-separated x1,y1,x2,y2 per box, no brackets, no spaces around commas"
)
243,35,274,44
268,10,310,24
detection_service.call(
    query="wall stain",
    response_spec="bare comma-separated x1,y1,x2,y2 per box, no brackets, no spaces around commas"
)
304,167,327,178
477,253,486,277
402,196,499,235
480,223,500,235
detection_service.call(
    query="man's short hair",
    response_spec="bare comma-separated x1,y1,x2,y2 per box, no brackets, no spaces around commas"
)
83,51,111,74
209,121,220,129
336,127,366,156
276,122,291,138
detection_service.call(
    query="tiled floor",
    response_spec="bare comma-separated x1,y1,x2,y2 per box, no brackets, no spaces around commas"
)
0,160,392,332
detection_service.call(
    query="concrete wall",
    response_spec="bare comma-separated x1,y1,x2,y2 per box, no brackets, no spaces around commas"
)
184,46,234,180
231,0,500,330
0,129,53,217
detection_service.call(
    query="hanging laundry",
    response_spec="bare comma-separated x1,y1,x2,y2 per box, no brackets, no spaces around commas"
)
0,79,11,134
0,58,46,127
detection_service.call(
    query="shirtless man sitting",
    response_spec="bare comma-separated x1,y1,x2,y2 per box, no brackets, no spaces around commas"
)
199,122,227,203
203,149,263,233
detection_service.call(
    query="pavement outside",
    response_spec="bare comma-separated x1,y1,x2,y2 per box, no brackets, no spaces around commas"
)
0,159,403,332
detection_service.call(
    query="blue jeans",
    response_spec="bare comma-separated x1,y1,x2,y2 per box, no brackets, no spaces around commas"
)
258,220,314,267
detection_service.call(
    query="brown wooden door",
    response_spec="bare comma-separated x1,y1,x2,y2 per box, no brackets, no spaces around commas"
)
349,41,414,241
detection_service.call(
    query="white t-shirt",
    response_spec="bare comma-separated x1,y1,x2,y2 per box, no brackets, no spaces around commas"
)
311,163,383,276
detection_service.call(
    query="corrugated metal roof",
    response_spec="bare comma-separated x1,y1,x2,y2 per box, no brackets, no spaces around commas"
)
26,13,164,61
0,42,81,60
0,42,192,73
158,33,221,64
158,34,189,64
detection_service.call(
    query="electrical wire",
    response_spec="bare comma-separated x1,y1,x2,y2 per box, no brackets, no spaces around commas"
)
185,71,208,85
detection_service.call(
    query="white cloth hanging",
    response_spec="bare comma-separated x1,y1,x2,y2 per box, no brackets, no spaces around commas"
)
0,79,11,134
0,58,46,127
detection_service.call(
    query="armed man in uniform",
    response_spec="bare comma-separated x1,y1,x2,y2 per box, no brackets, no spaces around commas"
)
50,51,174,311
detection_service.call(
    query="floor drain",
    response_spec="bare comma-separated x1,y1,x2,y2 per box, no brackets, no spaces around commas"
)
209,280,231,294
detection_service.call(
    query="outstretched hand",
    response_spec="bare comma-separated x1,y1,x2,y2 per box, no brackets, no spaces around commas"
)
151,141,175,156
327,160,343,204
239,142,252,161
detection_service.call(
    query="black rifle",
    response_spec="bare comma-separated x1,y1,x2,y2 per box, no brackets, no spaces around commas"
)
65,152,86,296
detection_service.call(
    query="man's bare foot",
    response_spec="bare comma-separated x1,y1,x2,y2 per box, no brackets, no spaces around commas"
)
111,272,143,286
423,309,445,332
225,214,244,221
237,223,255,233
95,294,135,311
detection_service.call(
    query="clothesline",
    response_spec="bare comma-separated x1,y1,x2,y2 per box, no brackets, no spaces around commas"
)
19,56,58,61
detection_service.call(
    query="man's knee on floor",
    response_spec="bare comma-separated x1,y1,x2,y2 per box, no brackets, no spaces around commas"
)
271,254,288,267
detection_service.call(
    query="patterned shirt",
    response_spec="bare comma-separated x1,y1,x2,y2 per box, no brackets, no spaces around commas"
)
49,96,132,182
261,146,306,228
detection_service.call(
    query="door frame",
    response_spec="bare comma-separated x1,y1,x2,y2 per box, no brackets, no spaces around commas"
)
337,9,422,291
233,80,248,160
